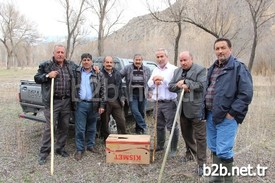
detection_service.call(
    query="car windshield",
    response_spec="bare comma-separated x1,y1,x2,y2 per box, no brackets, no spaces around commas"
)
144,62,157,72
93,57,156,73
93,57,122,71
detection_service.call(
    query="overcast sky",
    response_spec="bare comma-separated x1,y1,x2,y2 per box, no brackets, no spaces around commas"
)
6,0,159,38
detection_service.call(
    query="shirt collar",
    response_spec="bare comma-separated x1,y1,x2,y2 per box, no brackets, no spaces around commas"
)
133,63,143,70
81,67,93,73
214,59,229,68
158,62,170,70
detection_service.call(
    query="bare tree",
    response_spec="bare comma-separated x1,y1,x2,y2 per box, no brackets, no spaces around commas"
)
183,0,242,38
245,0,275,71
88,0,123,56
147,0,186,65
0,2,38,69
148,0,246,64
58,0,89,60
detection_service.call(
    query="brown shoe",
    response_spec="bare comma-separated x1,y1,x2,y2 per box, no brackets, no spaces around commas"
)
74,151,83,161
87,147,99,154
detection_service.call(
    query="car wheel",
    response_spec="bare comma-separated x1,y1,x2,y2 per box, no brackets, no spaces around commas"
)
108,115,117,134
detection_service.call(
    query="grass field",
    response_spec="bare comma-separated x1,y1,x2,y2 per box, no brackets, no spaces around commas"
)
0,67,274,183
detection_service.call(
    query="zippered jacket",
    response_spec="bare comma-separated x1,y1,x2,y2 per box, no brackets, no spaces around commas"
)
120,64,151,100
204,56,253,124
74,66,106,109
34,58,77,108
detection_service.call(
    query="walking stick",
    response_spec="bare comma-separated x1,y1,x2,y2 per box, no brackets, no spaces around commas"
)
50,78,54,175
152,85,158,162
158,89,184,183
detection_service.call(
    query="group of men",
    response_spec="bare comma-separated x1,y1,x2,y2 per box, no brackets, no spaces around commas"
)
34,46,150,164
34,38,253,182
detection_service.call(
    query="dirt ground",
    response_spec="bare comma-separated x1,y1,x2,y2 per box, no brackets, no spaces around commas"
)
0,68,274,183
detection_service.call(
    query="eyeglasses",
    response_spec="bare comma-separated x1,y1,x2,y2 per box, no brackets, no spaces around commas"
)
82,58,91,61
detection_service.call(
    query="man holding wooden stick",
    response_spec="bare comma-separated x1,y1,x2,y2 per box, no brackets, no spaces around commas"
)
34,44,77,165
148,48,179,158
169,51,207,176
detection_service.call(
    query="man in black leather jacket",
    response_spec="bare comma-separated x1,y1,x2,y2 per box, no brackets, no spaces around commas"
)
34,44,77,165
99,56,126,141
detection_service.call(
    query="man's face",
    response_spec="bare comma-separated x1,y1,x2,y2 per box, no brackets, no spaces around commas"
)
155,50,168,68
103,56,114,71
214,41,232,63
53,46,66,63
133,56,143,68
179,52,192,70
81,57,93,70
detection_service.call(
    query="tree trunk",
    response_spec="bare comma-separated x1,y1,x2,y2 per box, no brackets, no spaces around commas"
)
174,22,182,66
97,13,105,56
248,12,258,72
6,53,13,69
66,35,72,60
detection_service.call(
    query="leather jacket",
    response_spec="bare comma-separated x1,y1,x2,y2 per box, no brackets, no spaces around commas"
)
101,68,125,106
74,66,106,109
34,58,77,108
204,56,253,124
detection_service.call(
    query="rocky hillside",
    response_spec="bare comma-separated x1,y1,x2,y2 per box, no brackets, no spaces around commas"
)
93,0,275,69
103,13,214,66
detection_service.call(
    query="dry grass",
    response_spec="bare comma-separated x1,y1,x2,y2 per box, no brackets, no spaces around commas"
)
0,67,274,183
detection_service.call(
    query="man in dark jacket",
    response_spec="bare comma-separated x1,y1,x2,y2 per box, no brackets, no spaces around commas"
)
205,38,253,182
169,51,207,176
120,54,151,134
34,44,77,165
100,56,127,141
73,53,106,161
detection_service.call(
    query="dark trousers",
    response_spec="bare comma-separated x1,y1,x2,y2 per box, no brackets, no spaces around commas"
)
180,113,206,166
40,98,71,158
100,100,126,139
155,101,179,143
156,101,178,131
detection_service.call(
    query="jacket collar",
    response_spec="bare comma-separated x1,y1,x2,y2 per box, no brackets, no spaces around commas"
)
51,57,69,64
214,55,234,69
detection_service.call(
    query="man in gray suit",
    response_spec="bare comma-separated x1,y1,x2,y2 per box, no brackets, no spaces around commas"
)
169,51,206,176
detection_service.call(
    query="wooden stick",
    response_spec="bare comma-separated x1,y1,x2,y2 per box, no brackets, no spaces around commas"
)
152,85,158,162
50,78,54,175
158,89,184,183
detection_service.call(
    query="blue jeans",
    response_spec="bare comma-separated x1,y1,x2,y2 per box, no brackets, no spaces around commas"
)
206,111,238,160
129,95,147,132
75,101,98,152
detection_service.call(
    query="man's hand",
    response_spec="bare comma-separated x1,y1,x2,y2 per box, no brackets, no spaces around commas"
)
176,80,185,88
47,71,59,78
98,108,105,114
176,80,190,92
153,75,164,85
93,65,100,74
226,113,234,119
182,84,190,92
153,75,164,81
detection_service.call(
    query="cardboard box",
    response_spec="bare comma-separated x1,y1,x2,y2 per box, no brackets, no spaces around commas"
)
106,134,150,164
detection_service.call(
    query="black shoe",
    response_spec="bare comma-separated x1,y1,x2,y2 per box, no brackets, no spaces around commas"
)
56,150,69,157
135,130,143,135
38,156,47,165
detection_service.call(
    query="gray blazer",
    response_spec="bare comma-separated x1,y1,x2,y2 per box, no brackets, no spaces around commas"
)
169,63,206,119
